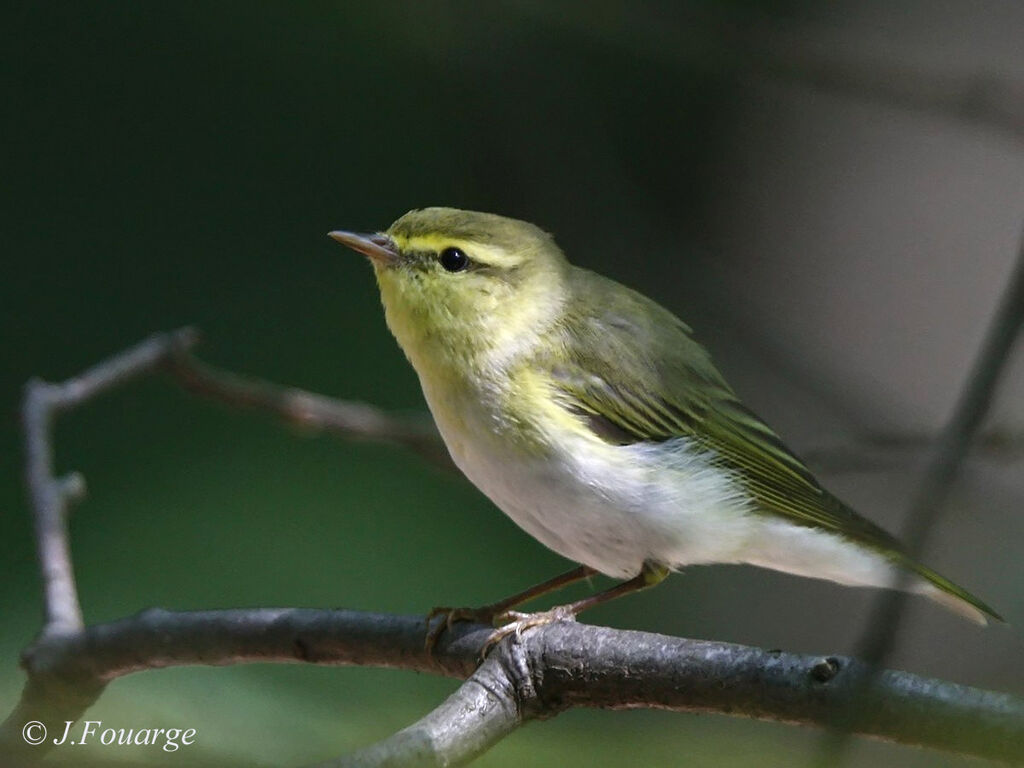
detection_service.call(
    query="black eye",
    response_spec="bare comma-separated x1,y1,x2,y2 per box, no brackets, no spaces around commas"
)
439,247,469,272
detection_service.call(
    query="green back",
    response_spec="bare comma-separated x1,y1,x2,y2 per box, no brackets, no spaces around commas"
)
538,268,1000,621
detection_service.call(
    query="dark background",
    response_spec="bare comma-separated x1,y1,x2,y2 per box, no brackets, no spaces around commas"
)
3,2,1023,765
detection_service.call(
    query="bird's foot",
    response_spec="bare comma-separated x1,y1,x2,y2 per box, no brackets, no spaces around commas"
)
425,604,507,653
479,605,578,659
425,604,579,657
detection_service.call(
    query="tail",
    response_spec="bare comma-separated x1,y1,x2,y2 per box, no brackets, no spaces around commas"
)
908,561,1003,626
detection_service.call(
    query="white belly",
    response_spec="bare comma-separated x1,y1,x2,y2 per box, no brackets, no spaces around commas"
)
440,409,761,578
424,378,899,592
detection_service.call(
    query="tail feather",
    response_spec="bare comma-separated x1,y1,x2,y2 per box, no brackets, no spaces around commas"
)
908,561,1003,625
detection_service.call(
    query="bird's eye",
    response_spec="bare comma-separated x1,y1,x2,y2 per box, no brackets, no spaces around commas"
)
439,247,470,273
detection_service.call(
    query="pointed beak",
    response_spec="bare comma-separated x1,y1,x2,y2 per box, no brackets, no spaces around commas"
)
328,230,399,266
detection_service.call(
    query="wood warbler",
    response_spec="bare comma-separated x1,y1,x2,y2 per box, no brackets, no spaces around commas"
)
329,207,1000,638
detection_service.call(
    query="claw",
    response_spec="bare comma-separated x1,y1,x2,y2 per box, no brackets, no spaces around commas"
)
424,603,578,657
479,606,577,659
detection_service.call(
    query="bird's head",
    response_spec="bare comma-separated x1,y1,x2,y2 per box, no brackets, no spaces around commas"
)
331,207,568,373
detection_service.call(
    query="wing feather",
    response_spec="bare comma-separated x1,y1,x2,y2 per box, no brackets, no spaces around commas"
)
532,267,1000,622
542,269,903,553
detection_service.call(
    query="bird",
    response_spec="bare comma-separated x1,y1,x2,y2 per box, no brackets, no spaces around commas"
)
329,207,1000,643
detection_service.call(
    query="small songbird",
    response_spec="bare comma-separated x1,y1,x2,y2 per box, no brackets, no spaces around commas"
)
329,207,1000,639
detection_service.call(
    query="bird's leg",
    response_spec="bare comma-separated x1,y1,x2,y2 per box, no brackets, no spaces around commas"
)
426,564,597,651
480,561,670,657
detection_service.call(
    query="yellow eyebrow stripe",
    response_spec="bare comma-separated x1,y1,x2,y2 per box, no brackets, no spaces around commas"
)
389,234,522,267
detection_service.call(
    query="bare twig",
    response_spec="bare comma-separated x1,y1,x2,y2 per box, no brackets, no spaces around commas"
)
820,234,1024,763
22,328,200,635
20,327,450,635
2,610,1022,765
163,352,452,470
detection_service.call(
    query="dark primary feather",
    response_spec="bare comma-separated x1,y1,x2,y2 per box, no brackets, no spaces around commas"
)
540,267,1000,621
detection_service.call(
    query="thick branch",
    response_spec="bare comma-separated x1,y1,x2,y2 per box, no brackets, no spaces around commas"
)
2,610,1021,765
11,329,1023,766
322,653,521,768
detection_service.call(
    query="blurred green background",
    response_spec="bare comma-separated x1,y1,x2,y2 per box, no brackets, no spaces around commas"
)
4,2,1024,766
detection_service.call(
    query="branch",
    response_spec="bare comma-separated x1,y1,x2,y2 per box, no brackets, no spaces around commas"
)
22,328,200,635
163,351,453,471
2,610,1022,765
820,230,1024,762
20,327,450,635
895,235,1024,565
9,330,1023,766
323,653,521,768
